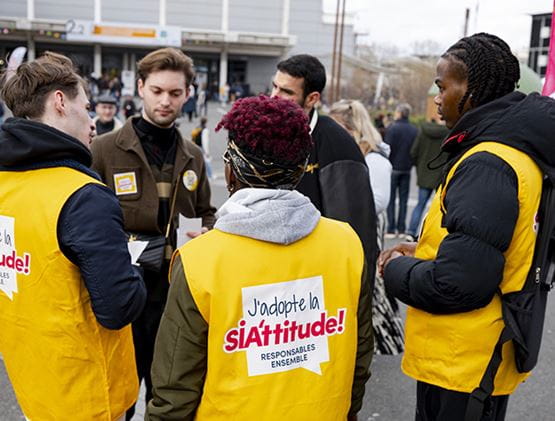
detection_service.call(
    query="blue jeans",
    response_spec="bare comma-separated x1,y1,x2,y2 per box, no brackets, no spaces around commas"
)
387,170,411,234
407,187,433,236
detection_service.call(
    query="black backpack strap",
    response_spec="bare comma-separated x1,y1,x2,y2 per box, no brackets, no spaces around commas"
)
464,327,513,421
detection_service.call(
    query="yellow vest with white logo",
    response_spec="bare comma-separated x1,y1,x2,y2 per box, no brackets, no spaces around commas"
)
403,142,542,394
177,217,364,420
0,167,138,420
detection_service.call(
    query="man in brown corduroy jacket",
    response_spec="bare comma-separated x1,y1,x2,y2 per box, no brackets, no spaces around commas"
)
91,47,216,420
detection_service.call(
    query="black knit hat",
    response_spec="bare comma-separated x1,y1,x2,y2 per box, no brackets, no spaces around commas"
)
96,94,117,105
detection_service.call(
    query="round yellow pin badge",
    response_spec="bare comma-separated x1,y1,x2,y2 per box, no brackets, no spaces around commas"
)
182,170,199,191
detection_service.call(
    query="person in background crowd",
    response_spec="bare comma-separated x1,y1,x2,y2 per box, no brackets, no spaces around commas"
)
374,113,386,139
379,32,555,420
191,117,212,179
91,47,216,420
123,95,138,120
146,95,373,421
384,112,394,128
110,75,122,100
197,84,208,116
405,118,449,241
220,82,230,105
384,103,418,238
182,83,196,122
93,94,123,136
98,72,110,95
330,99,404,355
271,54,378,292
86,73,99,99
0,51,145,421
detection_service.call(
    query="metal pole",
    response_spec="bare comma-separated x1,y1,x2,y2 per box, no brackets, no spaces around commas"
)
463,7,470,37
336,0,346,101
330,0,341,104
159,0,167,26
281,0,290,36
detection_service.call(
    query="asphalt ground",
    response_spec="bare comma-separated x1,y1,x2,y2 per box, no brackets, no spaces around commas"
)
1,104,554,419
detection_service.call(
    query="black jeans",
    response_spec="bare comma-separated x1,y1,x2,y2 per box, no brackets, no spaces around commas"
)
125,268,169,420
416,381,509,421
387,170,411,233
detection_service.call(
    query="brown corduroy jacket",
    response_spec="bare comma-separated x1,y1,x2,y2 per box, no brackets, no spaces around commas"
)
90,118,216,234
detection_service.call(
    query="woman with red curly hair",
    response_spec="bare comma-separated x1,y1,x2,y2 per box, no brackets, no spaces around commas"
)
147,96,373,421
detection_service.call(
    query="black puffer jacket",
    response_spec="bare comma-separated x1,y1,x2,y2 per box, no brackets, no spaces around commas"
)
297,113,378,288
0,117,146,328
385,92,555,313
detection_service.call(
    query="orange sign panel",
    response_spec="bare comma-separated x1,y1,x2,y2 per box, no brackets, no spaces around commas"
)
92,25,156,38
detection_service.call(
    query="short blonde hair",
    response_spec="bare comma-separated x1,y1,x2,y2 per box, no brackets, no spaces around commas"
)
329,99,382,155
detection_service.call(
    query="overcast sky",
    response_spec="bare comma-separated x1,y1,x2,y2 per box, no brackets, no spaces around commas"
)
323,0,553,55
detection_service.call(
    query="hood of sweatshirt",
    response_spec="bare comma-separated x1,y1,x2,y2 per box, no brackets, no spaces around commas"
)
215,188,321,244
0,117,92,169
443,91,555,180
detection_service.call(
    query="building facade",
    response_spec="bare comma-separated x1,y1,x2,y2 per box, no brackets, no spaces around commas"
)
0,0,355,98
529,12,551,78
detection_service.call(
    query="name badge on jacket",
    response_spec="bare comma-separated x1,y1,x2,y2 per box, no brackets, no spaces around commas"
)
183,170,198,192
114,172,138,195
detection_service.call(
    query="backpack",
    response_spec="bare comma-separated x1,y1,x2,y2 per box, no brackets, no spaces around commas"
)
465,175,555,420
191,127,202,147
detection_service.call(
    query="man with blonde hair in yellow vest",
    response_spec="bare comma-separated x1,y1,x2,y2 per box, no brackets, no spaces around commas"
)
0,52,146,420
146,95,373,420
379,33,555,420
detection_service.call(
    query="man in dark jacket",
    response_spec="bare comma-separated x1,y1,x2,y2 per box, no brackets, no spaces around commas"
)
91,47,216,419
271,54,378,286
384,103,418,238
405,119,449,240
93,93,122,135
379,33,555,420
0,52,145,420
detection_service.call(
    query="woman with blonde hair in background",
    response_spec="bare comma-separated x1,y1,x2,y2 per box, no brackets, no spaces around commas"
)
330,99,404,355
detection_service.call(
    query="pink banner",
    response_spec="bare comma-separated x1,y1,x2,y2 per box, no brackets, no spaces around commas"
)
542,1,555,97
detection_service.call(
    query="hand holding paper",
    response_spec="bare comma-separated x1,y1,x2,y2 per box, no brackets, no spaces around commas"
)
177,216,204,247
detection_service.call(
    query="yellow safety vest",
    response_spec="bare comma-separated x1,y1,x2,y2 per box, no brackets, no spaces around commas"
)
0,167,138,420
403,142,542,394
176,217,364,420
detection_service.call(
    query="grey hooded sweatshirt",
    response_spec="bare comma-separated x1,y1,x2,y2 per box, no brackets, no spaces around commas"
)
146,188,373,421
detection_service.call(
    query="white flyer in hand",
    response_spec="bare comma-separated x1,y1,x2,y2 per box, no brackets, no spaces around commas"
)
177,215,203,247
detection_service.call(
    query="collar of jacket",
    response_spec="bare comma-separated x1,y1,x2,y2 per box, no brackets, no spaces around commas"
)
439,91,555,184
113,117,193,180
308,108,318,134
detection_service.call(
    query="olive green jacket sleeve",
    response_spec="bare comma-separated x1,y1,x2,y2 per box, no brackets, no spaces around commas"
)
146,254,207,420
349,261,374,417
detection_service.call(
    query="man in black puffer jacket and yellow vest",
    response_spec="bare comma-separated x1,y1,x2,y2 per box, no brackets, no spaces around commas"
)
380,33,555,420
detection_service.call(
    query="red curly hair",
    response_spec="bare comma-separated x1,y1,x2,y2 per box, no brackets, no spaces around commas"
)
215,95,312,165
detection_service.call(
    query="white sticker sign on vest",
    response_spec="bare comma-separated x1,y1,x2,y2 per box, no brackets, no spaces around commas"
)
223,276,346,377
0,215,32,300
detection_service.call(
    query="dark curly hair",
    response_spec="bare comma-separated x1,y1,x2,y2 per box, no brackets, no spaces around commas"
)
216,95,313,165
443,32,520,113
277,54,326,98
